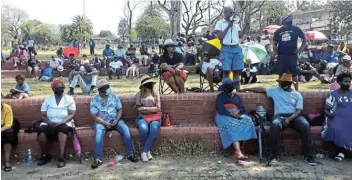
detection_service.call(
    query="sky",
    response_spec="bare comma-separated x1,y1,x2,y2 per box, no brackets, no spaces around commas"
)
3,0,140,34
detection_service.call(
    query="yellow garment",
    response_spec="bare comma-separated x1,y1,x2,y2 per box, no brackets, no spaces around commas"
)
1,104,13,128
337,42,350,54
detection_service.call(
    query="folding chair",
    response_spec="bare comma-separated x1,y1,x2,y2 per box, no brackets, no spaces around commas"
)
199,65,223,92
159,70,189,94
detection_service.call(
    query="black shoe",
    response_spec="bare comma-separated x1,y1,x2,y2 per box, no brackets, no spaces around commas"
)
67,91,74,95
304,156,317,166
57,157,66,168
127,154,139,162
91,159,103,169
37,155,52,166
269,155,279,164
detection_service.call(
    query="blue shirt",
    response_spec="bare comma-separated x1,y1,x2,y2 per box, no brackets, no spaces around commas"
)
215,19,241,45
103,48,113,56
15,82,30,95
115,49,126,57
273,25,305,55
41,66,53,77
215,92,245,116
322,52,339,63
266,87,303,115
90,93,123,123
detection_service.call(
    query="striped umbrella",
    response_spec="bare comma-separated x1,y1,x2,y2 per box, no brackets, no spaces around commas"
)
240,43,268,64
305,31,328,41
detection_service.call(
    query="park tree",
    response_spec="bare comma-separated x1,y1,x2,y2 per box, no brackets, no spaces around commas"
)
20,19,43,40
181,0,209,37
232,0,265,36
117,18,129,41
1,5,28,38
124,0,140,42
99,30,114,37
260,1,289,27
71,15,93,43
21,20,58,45
330,0,352,39
135,5,169,39
59,24,75,43
158,0,182,38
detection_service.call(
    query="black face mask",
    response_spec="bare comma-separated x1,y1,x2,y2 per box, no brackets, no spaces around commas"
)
144,83,154,89
280,82,292,91
224,84,235,93
340,84,350,91
284,20,293,26
54,88,64,96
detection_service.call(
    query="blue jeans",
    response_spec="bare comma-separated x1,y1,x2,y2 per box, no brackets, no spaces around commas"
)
94,120,134,159
136,119,161,153
219,46,244,71
299,71,320,82
269,115,313,157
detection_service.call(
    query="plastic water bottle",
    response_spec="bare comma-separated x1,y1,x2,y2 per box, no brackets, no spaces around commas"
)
108,155,124,167
27,149,33,165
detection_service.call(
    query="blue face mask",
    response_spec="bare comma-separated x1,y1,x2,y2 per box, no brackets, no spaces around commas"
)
105,88,112,96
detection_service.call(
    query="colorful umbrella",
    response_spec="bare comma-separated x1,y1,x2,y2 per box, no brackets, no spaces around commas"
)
63,47,80,58
201,38,221,57
305,31,328,41
240,43,268,64
263,25,281,34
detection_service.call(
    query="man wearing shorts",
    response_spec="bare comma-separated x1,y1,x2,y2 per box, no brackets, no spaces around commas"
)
215,6,244,90
273,15,307,90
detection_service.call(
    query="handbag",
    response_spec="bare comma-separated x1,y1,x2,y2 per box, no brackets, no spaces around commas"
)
162,113,172,126
142,112,162,124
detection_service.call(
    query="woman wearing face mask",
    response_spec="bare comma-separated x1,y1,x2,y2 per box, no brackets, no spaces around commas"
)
322,73,352,161
215,78,257,163
37,80,76,168
135,76,161,162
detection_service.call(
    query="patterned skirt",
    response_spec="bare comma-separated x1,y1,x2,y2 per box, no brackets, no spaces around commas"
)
215,113,257,149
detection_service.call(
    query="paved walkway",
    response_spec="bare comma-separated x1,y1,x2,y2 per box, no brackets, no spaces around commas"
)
2,155,352,180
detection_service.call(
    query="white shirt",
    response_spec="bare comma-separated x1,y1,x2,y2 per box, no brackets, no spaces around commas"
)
158,39,164,45
49,58,63,68
202,59,222,74
215,19,241,45
80,59,90,65
40,94,76,127
109,61,123,69
28,40,34,47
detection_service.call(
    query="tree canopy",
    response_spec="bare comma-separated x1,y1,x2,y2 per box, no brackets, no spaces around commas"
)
21,19,58,44
135,5,169,39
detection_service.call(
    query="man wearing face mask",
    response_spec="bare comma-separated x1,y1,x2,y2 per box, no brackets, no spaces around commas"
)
90,79,139,169
215,6,244,91
273,15,307,91
241,73,317,166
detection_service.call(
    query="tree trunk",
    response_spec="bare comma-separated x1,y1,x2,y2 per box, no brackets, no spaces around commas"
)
169,1,181,38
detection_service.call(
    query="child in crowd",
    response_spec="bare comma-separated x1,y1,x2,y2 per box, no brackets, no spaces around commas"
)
148,63,158,77
241,59,257,84
92,54,102,70
5,74,30,99
80,54,90,65
126,57,140,79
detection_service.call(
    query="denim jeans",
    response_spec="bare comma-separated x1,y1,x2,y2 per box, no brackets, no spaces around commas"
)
269,115,313,157
94,120,134,159
136,119,161,153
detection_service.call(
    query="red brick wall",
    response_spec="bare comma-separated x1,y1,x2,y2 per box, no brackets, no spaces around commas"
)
2,91,329,156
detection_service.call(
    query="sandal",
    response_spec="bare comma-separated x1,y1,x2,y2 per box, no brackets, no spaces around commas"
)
334,153,345,161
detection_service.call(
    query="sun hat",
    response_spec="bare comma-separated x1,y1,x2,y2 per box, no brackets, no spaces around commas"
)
57,65,64,72
276,73,294,83
342,55,351,61
163,39,176,47
96,79,109,89
327,44,334,48
218,78,239,91
299,52,308,59
139,75,156,89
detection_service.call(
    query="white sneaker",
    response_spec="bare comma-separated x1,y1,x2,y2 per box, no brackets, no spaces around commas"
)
141,152,148,162
147,151,153,160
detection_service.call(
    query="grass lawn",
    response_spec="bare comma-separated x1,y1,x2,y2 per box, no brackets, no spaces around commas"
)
1,74,329,98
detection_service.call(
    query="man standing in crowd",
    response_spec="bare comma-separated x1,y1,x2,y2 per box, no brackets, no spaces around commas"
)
158,36,164,54
89,39,95,55
215,6,244,90
27,37,35,57
273,15,307,90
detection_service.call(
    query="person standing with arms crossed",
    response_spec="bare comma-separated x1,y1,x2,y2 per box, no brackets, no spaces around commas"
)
215,6,244,91
273,15,307,90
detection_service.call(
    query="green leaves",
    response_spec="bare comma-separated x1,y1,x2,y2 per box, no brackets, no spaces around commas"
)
331,0,352,37
59,15,94,43
135,6,169,39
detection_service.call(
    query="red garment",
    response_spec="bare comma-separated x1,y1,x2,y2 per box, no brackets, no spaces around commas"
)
161,70,187,81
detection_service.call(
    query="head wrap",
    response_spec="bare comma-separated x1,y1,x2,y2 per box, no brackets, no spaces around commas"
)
51,80,65,89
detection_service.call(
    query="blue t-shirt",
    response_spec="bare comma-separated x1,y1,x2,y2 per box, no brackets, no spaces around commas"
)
273,25,305,55
41,66,53,77
90,93,123,123
115,49,126,57
103,48,113,56
15,82,30,95
266,87,303,115
322,52,339,63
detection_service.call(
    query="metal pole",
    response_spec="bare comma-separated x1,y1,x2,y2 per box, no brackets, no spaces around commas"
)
208,0,211,30
83,0,86,16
